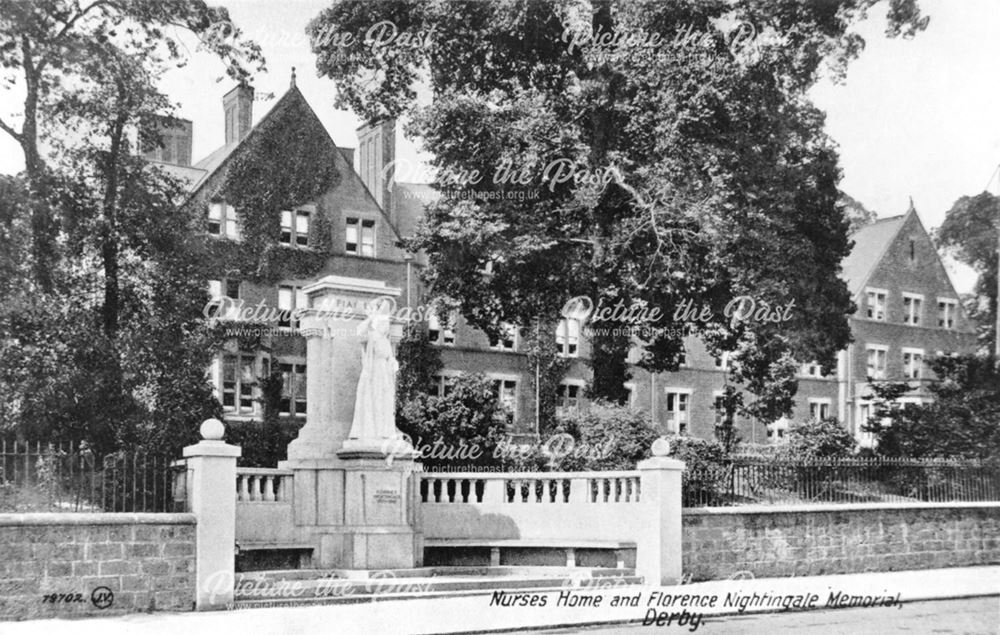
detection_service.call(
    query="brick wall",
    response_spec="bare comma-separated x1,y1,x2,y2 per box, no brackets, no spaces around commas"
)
682,503,1000,581
0,513,196,621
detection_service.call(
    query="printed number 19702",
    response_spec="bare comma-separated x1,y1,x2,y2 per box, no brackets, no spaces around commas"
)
41,593,85,603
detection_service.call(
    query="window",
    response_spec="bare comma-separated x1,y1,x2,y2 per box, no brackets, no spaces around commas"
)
767,417,790,442
278,362,307,417
491,378,517,415
280,210,311,247
664,389,690,434
278,285,306,329
902,293,923,325
489,323,517,351
678,347,687,367
208,200,238,239
865,288,887,321
220,353,257,415
801,362,821,378
714,352,730,370
432,373,458,397
809,399,831,421
937,299,957,329
207,279,240,320
428,311,455,345
713,393,725,428
557,383,583,410
909,239,915,262
346,217,376,257
902,348,924,380
556,318,580,357
866,345,888,379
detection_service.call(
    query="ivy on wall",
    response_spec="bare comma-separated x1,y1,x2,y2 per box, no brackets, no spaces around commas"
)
202,90,343,283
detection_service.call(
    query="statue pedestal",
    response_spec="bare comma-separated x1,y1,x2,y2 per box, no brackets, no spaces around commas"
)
278,275,421,569
283,448,422,570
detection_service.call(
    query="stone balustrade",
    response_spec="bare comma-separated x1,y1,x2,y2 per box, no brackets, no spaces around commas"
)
419,472,641,504
235,468,294,503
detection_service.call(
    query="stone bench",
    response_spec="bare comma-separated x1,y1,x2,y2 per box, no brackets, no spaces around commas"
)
423,538,635,568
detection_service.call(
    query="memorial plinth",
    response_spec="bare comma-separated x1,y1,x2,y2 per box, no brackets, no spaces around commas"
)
281,274,422,569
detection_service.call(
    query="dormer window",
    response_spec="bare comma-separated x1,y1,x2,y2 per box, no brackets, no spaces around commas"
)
280,210,310,247
208,200,238,239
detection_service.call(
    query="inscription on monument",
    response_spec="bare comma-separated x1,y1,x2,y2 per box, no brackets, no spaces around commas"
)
374,488,401,504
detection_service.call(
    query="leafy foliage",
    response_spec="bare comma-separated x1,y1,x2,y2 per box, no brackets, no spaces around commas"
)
204,90,343,283
786,416,857,458
0,2,263,455
397,373,509,468
549,401,659,471
936,191,1000,351
309,0,925,420
866,354,1000,461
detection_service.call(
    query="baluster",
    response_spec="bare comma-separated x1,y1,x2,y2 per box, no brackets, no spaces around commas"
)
238,475,249,502
275,475,286,502
554,479,564,502
568,477,588,503
263,475,275,502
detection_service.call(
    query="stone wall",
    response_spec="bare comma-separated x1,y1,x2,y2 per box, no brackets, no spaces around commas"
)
0,513,196,621
682,503,1000,581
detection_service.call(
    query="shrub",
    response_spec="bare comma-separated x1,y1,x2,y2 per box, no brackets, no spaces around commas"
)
549,401,659,471
785,417,856,458
664,436,731,506
397,373,509,469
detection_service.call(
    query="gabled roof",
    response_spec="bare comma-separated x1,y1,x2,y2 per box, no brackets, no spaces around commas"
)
841,214,907,296
183,84,403,242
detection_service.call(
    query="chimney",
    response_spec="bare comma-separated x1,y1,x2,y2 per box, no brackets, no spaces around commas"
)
223,83,254,145
140,116,193,166
357,119,395,218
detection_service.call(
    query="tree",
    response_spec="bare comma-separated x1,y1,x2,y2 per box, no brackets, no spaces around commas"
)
840,192,878,234
865,354,1000,461
936,192,1000,351
0,0,263,291
309,0,925,426
0,2,263,454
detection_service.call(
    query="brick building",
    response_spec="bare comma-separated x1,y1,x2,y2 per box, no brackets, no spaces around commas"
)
154,82,978,445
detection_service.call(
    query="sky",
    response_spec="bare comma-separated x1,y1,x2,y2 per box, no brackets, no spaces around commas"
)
0,0,997,291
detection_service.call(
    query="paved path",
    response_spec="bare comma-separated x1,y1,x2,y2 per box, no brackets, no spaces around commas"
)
3,566,998,634
529,597,1000,634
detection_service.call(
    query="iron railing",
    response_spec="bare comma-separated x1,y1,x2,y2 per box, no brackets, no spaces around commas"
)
683,456,1000,507
0,440,183,513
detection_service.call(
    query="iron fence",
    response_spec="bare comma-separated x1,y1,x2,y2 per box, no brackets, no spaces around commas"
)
0,440,183,513
683,456,1000,507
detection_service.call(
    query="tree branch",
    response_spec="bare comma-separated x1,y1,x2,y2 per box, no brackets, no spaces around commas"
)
0,116,21,143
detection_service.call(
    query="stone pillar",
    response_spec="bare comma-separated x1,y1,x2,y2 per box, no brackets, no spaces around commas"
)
636,438,685,586
183,418,241,610
280,274,421,570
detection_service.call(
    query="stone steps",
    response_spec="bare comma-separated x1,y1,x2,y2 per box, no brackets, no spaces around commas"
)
233,567,642,607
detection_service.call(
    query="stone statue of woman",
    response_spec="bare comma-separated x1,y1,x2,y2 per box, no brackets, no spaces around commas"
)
348,297,401,441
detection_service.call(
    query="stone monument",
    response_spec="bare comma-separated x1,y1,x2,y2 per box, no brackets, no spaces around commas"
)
282,274,422,569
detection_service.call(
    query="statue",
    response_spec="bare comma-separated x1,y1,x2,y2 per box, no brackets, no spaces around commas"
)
347,297,402,441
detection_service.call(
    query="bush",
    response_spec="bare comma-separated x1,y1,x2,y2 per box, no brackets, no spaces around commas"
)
664,436,731,506
397,373,509,469
226,419,303,467
549,401,659,471
785,417,856,458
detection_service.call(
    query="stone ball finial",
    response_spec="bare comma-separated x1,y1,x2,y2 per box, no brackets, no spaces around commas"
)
651,436,671,457
200,418,225,441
